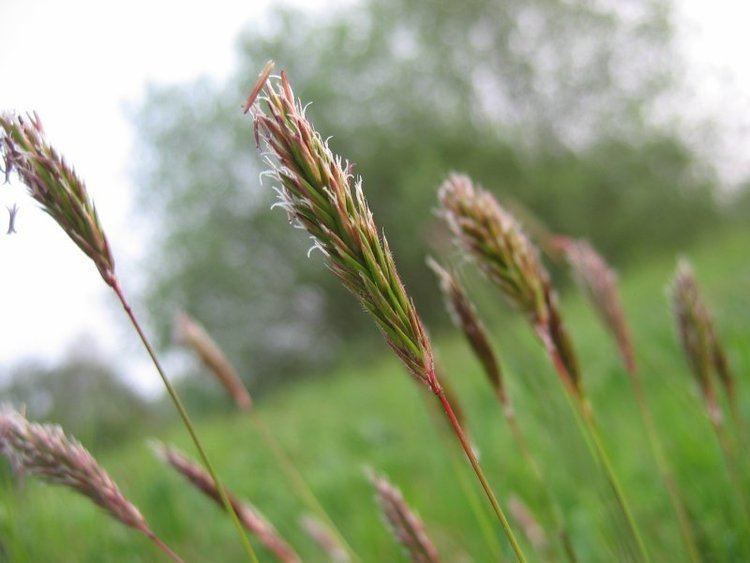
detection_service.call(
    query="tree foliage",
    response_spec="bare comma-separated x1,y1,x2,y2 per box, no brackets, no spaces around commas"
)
132,0,721,391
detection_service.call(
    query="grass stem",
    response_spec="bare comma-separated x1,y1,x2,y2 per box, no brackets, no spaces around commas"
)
111,282,258,563
536,324,649,562
434,385,527,562
629,373,702,562
144,529,184,562
248,411,359,561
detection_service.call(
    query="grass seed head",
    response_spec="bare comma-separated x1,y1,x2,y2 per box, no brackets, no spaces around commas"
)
439,173,549,328
0,113,115,284
439,174,582,394
669,259,730,421
174,311,252,410
0,406,149,533
152,441,299,562
563,239,636,373
246,63,436,390
368,470,440,563
427,257,507,403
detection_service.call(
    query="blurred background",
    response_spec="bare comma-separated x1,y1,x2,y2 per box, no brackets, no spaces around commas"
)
1,0,750,561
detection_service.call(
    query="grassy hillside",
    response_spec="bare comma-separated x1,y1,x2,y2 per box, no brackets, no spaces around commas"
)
2,227,749,562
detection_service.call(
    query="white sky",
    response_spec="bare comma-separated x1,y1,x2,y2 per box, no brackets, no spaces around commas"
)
0,0,748,394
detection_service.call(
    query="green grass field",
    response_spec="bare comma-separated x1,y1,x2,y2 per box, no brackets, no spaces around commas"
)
2,227,749,562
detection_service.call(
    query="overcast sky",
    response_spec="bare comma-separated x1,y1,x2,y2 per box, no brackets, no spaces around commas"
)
1,0,749,394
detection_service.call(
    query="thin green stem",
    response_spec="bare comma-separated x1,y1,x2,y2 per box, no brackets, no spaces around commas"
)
629,373,701,563
111,282,258,563
710,416,750,533
249,410,359,561
581,406,650,563
536,324,649,562
434,385,527,562
504,405,577,563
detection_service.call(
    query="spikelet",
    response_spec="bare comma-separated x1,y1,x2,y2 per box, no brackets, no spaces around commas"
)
562,238,636,373
0,406,183,559
427,257,508,405
439,174,548,327
174,311,252,410
299,515,350,562
0,113,115,284
439,174,581,395
244,62,436,391
670,259,733,423
151,441,299,563
368,471,440,563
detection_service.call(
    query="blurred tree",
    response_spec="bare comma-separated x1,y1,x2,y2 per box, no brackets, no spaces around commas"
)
0,355,154,450
132,0,721,392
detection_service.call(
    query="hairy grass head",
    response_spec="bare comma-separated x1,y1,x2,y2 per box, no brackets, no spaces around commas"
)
439,173,548,328
0,112,115,284
245,62,435,390
439,173,581,395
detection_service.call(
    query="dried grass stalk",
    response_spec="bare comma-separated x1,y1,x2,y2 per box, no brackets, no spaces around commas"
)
174,311,252,410
299,515,350,562
561,238,636,374
0,406,181,561
368,471,440,563
152,441,299,563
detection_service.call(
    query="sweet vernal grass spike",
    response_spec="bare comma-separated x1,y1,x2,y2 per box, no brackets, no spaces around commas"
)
670,259,750,531
561,238,636,374
427,258,508,405
0,113,115,284
438,174,582,396
368,470,441,563
246,63,526,561
0,111,258,561
152,441,300,563
671,258,740,421
439,174,548,329
0,406,182,562
670,259,724,423
175,311,253,410
244,63,434,390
